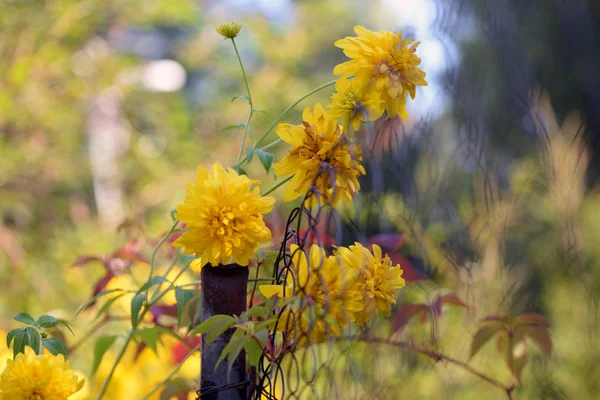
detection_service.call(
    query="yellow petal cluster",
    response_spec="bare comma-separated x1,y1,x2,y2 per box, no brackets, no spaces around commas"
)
273,103,365,207
216,21,242,39
333,25,428,120
337,242,406,325
328,76,384,131
0,347,85,400
173,163,275,267
260,244,363,343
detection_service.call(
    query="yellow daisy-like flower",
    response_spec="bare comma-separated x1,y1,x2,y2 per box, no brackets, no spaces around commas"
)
173,163,275,267
216,21,242,39
334,26,428,120
336,242,405,325
0,347,85,400
328,76,384,131
273,103,366,207
260,244,363,343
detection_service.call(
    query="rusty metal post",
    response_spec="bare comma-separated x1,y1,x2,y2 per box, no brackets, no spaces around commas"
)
200,264,248,399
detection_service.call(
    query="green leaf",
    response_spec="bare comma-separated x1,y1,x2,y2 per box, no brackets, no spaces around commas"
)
94,294,127,320
175,287,195,325
138,276,169,293
216,329,246,370
252,108,269,117
6,328,21,348
92,335,118,375
57,320,75,336
189,315,235,344
231,94,249,103
470,324,505,359
246,146,256,163
24,328,40,354
36,315,59,328
13,313,35,325
178,253,196,268
221,124,249,133
136,328,163,355
256,149,274,174
42,337,68,357
244,338,263,367
242,305,266,321
181,292,202,329
12,329,28,358
231,165,247,176
131,293,147,327
160,377,195,400
75,289,126,317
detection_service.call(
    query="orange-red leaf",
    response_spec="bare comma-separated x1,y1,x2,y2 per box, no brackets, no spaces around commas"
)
512,313,551,328
470,324,505,359
392,303,429,334
519,325,553,356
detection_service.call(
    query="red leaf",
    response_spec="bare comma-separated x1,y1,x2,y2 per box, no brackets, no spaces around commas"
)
149,304,178,326
512,313,551,328
388,253,425,282
72,255,104,267
391,303,429,334
482,314,512,325
368,233,405,251
519,325,553,356
172,335,200,364
87,272,116,309
470,324,506,359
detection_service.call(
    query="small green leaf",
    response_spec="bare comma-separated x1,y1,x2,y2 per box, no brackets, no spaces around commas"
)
36,315,59,329
175,287,195,325
92,335,118,375
221,124,249,133
75,289,126,317
12,329,28,358
136,328,163,355
189,315,235,344
57,320,75,336
216,329,246,370
252,108,269,117
160,377,195,400
178,253,196,268
242,306,266,320
232,165,247,176
131,293,147,327
42,337,68,357
6,328,21,348
24,328,40,354
138,276,169,293
13,313,35,326
94,294,127,320
231,94,250,103
181,292,202,329
244,338,263,367
246,146,256,163
256,149,274,174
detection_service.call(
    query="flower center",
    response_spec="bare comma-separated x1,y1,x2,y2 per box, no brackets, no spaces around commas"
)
212,206,236,238
29,393,44,400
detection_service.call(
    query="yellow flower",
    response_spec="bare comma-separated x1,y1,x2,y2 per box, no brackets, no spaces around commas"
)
216,21,242,39
173,163,275,267
0,347,84,400
334,26,428,120
260,244,363,343
273,103,365,207
328,76,384,131
336,242,405,325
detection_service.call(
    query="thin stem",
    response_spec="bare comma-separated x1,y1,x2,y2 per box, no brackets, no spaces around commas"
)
232,38,254,166
340,336,511,393
237,77,341,168
247,278,278,282
97,256,192,400
139,342,202,400
262,175,293,196
150,220,178,281
68,315,109,354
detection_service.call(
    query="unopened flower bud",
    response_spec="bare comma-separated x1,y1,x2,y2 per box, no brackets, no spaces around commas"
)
216,21,242,39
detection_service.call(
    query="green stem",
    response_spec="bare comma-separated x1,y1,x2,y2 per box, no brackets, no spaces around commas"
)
139,342,202,400
238,78,340,168
149,220,178,282
96,255,192,400
232,38,254,166
262,175,293,196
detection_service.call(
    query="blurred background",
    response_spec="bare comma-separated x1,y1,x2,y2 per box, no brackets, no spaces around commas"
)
1,0,600,398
